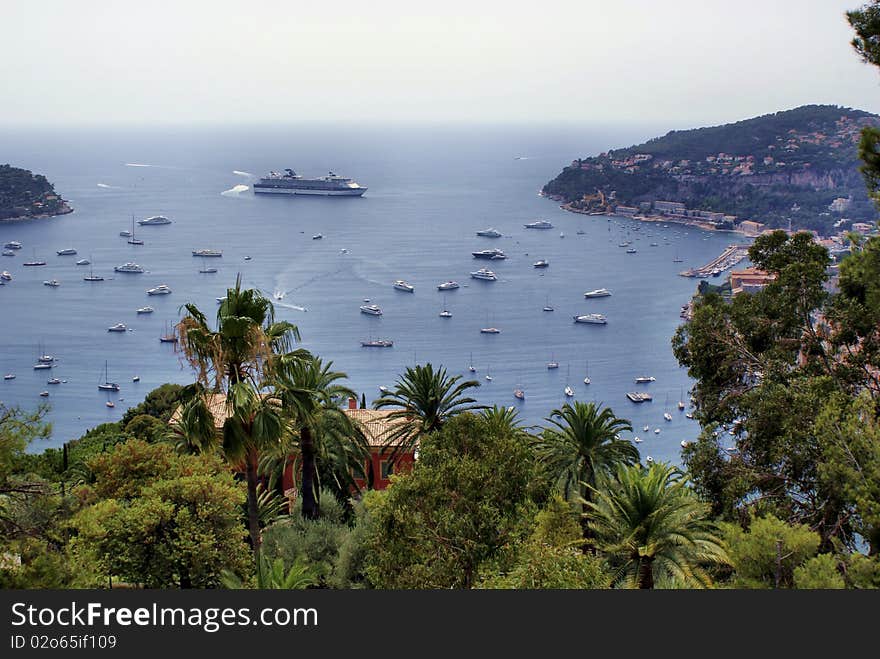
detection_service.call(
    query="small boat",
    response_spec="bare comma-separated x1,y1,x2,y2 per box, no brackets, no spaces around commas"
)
132,376,140,382
650,242,659,247
378,385,390,394
56,248,77,256
192,249,223,257
480,327,501,334
106,401,115,408
559,232,565,238
532,260,549,268
564,385,574,397
75,258,90,265
583,361,591,385
360,304,383,316
468,352,476,373
626,392,653,403
576,229,586,235
43,280,61,287
2,250,14,256
583,288,612,298
137,306,154,314
47,377,61,385
635,376,656,383
470,268,497,281
485,366,493,382
216,297,227,303
685,412,694,419
654,428,661,434
312,234,323,240
244,256,252,261
543,305,554,312
361,339,393,347
524,220,553,229
119,230,132,237
547,358,559,369
159,323,177,344
573,313,607,325
4,241,22,249
634,436,643,443
0,271,11,281
626,248,637,254
108,323,127,332
128,237,145,246
439,304,452,318
646,456,654,463
3,374,15,380
393,280,414,292
146,284,171,295
199,267,218,273
680,440,689,448
476,228,502,238
644,424,650,432
23,258,46,266
437,281,460,290
138,215,172,225
33,363,52,370
513,387,525,400
664,412,673,422
39,391,49,397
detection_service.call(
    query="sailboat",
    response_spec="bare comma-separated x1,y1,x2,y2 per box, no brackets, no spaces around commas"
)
468,352,476,373
198,254,218,274
678,387,686,410
663,393,673,422
159,321,178,344
439,295,452,318
543,296,554,312
547,354,559,369
583,361,591,385
564,365,574,397
83,256,104,281
673,251,683,263
98,361,120,392
485,365,493,382
127,215,144,245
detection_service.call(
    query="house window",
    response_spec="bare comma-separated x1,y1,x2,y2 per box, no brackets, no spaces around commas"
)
380,460,394,480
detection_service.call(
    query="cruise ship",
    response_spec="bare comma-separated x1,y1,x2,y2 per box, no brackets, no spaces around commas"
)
253,169,367,196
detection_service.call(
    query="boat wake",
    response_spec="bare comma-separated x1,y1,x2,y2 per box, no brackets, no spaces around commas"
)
124,163,157,168
97,183,121,189
232,170,252,177
221,184,250,196
275,301,308,313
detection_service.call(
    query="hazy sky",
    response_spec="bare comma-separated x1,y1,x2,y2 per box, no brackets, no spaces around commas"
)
1,0,879,127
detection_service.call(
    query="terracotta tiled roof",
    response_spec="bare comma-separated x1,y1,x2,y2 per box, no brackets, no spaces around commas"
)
344,408,410,448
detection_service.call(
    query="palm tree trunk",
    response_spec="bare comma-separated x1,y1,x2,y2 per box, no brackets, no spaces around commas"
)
245,449,262,556
300,426,319,520
637,557,655,589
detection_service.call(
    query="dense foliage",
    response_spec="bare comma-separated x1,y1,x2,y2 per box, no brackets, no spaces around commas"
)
0,164,69,220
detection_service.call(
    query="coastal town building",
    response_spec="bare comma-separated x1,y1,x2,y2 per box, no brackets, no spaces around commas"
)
852,222,875,234
737,220,765,236
730,268,776,296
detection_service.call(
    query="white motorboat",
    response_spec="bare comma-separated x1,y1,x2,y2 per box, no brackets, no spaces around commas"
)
439,309,452,318
2,250,14,256
114,262,145,273
654,428,661,434
472,249,506,259
626,392,653,403
119,230,132,237
0,271,11,281
437,281,460,290
361,339,394,347
532,260,549,268
33,363,52,370
476,228,502,238
564,385,574,397
524,220,553,229
137,215,172,225
664,412,673,422
107,323,127,332
47,377,61,385
192,249,223,257
634,436,643,443
583,288,612,298
39,391,50,397
43,279,61,287
573,313,607,324
470,268,497,281
75,258,90,265
146,284,172,295
312,234,323,240
480,327,501,334
4,241,22,249
360,304,383,316
199,267,218,273
635,376,656,383
3,374,15,380
133,376,140,382
56,248,77,256
137,306,154,314
393,280,414,292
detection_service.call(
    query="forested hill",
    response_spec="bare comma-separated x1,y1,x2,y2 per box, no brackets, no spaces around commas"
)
543,105,880,234
0,164,72,221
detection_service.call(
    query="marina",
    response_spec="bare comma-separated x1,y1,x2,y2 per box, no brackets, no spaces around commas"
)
680,243,750,278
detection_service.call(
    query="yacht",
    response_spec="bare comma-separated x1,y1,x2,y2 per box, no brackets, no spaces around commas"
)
393,280,414,292
646,455,654,463
360,304,383,316
0,271,11,281
654,428,661,434
128,236,145,246
23,256,46,266
199,266,218,273
543,304,554,312
626,392,653,403
470,268,497,281
56,248,77,256
583,288,612,298
378,385,390,394
137,215,172,225
685,411,695,419
468,353,476,372
39,391,50,397
33,363,53,370
472,249,506,260
644,425,650,432
146,284,172,295
437,281,460,290
4,241,22,249
361,339,393,347
119,230,132,237
476,228,502,238
480,327,501,334
107,323,127,332
532,260,549,268
2,250,14,257
75,258,90,265
42,280,61,287
3,374,15,380
47,377,61,385
192,249,222,257
524,220,553,229
37,353,55,363
439,308,452,318
159,323,178,344
114,262,145,273
573,313,607,324
635,376,656,383
137,306,154,314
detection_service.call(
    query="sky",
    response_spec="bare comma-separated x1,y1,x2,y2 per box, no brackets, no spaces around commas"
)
1,0,879,127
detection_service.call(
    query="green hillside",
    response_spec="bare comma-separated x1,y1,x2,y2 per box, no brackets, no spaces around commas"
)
0,164,71,221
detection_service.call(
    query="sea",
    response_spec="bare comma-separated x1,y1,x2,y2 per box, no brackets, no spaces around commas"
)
0,123,744,463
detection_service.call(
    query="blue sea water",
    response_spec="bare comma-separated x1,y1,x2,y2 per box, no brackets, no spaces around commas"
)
0,123,740,463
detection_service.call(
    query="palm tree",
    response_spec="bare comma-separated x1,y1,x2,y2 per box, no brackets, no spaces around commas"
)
175,275,307,555
373,363,483,459
532,401,637,539
272,355,369,519
481,405,528,436
586,462,730,589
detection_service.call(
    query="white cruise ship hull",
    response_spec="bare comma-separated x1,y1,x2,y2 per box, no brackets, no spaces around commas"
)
253,187,366,196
